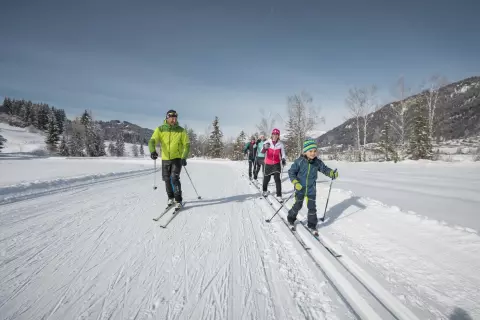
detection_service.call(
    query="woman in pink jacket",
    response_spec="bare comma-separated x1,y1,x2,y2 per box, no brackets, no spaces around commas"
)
261,128,287,202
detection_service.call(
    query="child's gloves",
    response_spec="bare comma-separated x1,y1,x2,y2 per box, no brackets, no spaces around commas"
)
329,169,338,180
281,158,286,166
292,179,303,191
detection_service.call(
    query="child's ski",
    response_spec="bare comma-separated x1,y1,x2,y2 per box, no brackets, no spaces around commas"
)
298,220,341,257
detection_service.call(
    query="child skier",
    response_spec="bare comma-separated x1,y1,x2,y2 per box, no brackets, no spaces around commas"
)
287,139,339,231
253,134,266,180
243,136,257,179
261,128,287,202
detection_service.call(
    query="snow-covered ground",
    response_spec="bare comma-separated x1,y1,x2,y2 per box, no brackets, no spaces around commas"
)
1,157,479,319
0,123,46,154
0,158,353,320
0,122,147,158
324,160,480,231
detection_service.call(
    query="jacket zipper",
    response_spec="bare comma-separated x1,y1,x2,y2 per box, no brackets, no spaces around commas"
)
306,160,311,195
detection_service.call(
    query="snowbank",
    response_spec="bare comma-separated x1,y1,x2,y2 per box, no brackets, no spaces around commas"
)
0,167,155,204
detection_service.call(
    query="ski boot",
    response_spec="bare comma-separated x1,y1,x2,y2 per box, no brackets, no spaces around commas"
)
175,201,183,210
167,198,175,208
275,194,283,203
307,223,319,236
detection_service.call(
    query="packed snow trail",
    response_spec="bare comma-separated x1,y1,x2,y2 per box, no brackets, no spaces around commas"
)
0,160,353,320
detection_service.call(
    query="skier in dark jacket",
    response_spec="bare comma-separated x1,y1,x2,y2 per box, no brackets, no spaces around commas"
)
287,139,338,231
253,135,266,180
243,136,257,179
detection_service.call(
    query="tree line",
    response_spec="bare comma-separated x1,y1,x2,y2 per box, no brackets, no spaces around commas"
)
342,75,449,162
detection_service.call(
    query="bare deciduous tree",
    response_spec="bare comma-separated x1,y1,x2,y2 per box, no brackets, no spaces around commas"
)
362,85,378,160
256,108,278,136
345,87,367,160
285,91,325,157
389,76,417,159
422,75,448,141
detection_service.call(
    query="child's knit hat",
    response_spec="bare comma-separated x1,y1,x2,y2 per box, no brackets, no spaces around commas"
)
303,139,318,153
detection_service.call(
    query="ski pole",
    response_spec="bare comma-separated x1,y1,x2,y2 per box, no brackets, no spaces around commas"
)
265,192,295,223
153,159,157,190
320,169,337,222
184,167,202,199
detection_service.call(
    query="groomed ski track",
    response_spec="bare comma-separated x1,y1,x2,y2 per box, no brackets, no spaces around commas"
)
0,160,360,320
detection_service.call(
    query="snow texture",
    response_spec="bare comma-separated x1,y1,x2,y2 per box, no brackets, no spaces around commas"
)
0,157,479,319
0,159,353,320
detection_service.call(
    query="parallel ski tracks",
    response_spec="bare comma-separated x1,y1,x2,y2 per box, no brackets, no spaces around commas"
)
242,171,418,320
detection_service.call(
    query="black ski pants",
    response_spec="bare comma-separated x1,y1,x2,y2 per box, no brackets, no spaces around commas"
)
162,158,183,202
247,158,255,177
262,163,282,196
287,192,318,228
254,158,264,179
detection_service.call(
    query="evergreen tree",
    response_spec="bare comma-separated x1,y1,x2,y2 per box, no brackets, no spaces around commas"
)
108,142,116,156
186,128,200,157
59,135,69,156
68,129,85,156
0,134,6,152
85,121,97,156
21,102,33,126
139,143,145,156
80,110,92,126
233,130,246,160
55,109,67,134
132,144,139,157
94,125,106,156
2,97,14,115
207,116,224,158
115,132,125,156
36,104,50,130
408,104,433,160
45,109,60,152
378,121,392,161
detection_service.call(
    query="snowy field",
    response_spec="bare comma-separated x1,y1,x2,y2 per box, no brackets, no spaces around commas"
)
324,160,480,231
0,123,46,154
0,122,147,158
0,157,479,319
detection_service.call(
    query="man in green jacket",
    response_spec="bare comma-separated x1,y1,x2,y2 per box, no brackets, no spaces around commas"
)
149,110,190,208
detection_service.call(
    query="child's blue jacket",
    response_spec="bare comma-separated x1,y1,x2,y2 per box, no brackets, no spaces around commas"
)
288,156,333,197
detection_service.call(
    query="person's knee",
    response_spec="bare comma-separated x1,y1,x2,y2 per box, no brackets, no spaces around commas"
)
171,172,180,182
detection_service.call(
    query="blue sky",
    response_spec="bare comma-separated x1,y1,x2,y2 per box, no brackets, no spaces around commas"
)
1,0,479,137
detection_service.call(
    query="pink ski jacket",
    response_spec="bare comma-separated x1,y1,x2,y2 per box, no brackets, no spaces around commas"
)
261,139,286,165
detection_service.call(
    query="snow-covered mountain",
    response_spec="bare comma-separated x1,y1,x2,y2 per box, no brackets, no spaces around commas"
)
318,76,480,147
